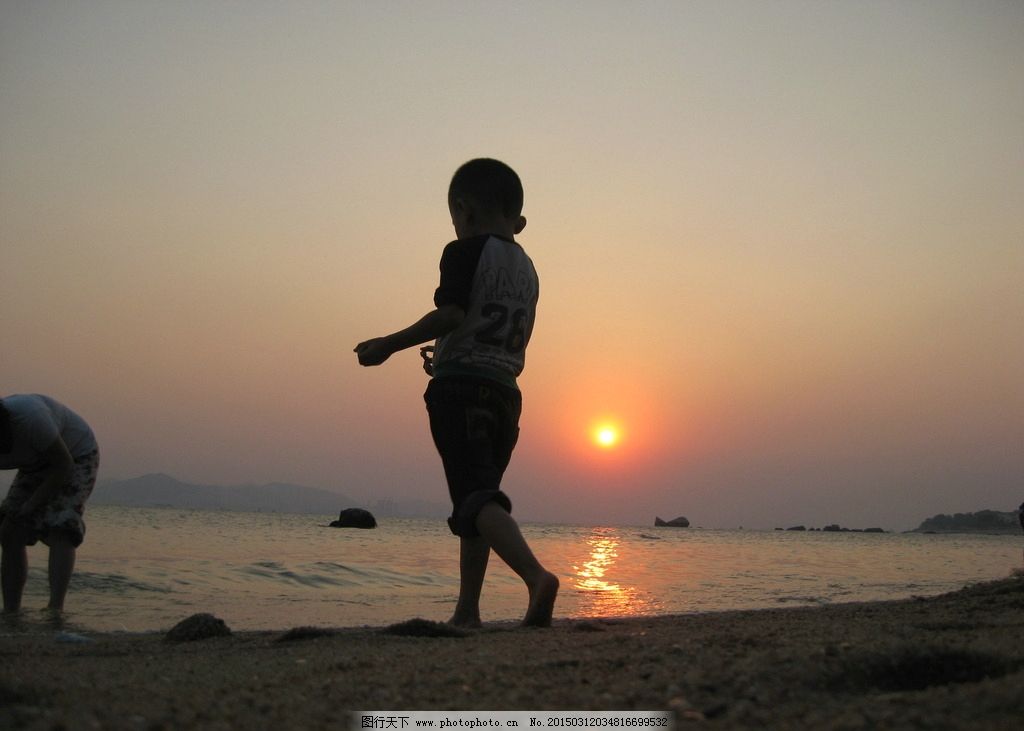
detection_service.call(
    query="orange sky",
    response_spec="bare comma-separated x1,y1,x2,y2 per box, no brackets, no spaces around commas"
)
2,1,1022,530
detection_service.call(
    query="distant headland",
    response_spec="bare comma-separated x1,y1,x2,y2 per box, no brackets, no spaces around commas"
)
775,524,886,533
768,510,1022,535
909,509,1021,535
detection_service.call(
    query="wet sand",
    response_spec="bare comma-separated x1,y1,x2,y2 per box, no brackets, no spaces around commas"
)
2,577,1022,730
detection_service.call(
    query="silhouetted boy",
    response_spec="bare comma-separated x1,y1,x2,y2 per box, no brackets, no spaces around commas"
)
355,158,558,627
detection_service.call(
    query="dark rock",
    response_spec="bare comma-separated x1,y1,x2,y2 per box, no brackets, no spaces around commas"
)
864,527,885,533
277,626,336,642
654,515,690,528
786,525,806,531
381,618,467,637
329,507,377,529
165,613,231,642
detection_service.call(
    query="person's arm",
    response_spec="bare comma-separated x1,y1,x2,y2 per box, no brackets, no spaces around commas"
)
355,304,465,366
17,438,74,518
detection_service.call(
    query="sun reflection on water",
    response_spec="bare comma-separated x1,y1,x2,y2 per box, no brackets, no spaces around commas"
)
572,528,657,618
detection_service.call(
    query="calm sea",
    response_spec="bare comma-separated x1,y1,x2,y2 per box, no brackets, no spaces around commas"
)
13,505,1023,633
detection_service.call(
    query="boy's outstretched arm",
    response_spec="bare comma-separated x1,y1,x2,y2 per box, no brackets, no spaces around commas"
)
355,305,464,366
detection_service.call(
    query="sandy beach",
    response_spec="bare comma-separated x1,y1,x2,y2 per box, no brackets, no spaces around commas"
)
2,576,1022,730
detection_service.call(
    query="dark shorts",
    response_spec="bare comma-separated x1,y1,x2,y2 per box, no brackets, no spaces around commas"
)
0,449,99,548
424,376,521,537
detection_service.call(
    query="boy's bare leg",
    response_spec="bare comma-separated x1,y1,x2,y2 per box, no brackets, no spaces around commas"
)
0,520,29,613
449,536,489,628
46,531,76,612
475,502,558,627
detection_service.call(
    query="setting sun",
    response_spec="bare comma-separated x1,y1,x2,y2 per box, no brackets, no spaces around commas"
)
594,425,620,449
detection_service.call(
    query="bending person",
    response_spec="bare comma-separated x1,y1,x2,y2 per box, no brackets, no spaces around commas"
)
0,394,99,615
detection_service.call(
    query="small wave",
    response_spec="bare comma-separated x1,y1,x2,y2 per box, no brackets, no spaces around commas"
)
305,561,449,587
72,571,171,595
236,561,449,589
252,560,283,569
775,595,829,605
238,564,357,588
311,561,372,577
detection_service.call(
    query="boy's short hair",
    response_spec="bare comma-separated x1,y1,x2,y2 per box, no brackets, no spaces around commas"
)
449,158,523,219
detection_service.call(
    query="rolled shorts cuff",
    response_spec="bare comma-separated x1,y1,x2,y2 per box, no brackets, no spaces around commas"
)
447,489,512,537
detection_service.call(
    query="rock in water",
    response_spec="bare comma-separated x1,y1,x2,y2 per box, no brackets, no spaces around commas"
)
166,613,232,642
329,507,377,528
655,515,690,528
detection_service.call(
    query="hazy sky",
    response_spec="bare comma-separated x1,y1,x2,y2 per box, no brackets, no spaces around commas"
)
2,1,1022,531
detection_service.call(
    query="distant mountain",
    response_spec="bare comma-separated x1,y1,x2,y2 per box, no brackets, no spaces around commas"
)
912,509,1021,534
91,473,357,516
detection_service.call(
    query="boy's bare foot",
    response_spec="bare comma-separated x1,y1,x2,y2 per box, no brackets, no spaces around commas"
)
447,613,482,629
522,571,559,628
